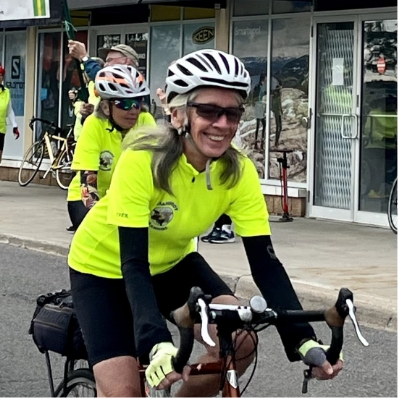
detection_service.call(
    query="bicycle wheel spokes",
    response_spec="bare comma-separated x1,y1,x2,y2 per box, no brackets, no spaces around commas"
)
55,149,74,190
388,179,397,234
18,141,44,186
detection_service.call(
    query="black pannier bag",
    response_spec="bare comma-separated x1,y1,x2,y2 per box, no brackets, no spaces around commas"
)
29,289,87,359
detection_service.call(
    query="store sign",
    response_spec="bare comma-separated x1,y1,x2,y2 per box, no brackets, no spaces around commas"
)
0,0,50,21
192,27,215,45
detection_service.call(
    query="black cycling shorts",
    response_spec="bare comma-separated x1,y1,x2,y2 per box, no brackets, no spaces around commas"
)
69,251,233,366
0,133,5,151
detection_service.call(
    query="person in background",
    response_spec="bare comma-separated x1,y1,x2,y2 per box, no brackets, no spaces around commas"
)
68,57,105,142
66,65,155,232
68,40,151,115
200,214,235,244
68,40,140,83
252,72,266,150
0,64,20,164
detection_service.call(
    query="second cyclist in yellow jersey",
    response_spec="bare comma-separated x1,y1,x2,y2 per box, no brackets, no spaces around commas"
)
66,65,155,231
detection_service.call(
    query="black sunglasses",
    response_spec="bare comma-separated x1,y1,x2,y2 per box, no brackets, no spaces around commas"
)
187,102,244,124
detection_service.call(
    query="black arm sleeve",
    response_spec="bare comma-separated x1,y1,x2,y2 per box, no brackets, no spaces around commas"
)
119,226,172,361
242,235,316,361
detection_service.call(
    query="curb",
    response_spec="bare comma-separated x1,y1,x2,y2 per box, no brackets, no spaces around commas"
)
1,233,396,333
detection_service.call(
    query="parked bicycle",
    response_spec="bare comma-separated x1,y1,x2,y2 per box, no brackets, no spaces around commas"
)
387,177,397,234
33,286,368,397
18,117,76,190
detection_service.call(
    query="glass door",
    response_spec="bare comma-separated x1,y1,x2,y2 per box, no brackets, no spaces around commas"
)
310,18,359,221
358,18,397,225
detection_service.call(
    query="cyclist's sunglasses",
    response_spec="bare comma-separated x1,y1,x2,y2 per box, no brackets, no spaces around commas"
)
187,102,244,124
111,98,142,111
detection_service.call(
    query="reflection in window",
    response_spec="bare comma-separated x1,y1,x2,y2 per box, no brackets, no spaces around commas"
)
233,0,270,16
268,18,310,183
97,35,120,51
126,33,148,78
36,31,88,139
232,19,268,179
360,20,397,213
149,25,180,121
36,32,61,140
60,32,87,130
272,1,311,14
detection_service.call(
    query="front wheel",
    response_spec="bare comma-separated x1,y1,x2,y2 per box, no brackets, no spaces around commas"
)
55,149,75,190
387,178,397,234
18,141,44,186
54,369,96,397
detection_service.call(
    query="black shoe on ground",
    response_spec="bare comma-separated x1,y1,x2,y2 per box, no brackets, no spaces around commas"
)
66,225,76,232
200,227,221,243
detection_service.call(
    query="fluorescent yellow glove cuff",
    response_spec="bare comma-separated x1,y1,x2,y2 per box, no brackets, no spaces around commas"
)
298,340,344,362
145,342,178,388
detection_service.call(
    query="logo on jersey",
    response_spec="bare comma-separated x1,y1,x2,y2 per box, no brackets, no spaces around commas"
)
150,202,179,231
99,150,114,171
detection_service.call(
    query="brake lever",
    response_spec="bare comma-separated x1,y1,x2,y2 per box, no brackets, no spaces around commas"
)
346,299,369,347
198,298,216,347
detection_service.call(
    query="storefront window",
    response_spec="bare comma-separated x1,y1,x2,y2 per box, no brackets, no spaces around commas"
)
149,24,180,120
97,34,121,50
3,32,26,159
272,1,311,14
36,32,61,139
359,19,397,213
36,31,87,139
268,17,310,183
126,33,149,78
183,23,215,55
233,0,270,16
232,19,268,179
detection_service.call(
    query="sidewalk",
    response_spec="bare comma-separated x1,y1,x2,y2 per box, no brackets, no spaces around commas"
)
0,181,396,331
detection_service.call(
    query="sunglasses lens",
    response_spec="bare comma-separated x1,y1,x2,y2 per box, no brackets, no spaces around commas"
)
195,105,220,121
193,104,243,124
113,98,142,110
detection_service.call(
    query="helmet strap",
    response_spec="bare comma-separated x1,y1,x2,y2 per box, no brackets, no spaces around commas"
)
107,103,130,135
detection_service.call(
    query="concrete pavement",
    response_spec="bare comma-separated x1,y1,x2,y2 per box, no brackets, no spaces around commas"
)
0,181,396,332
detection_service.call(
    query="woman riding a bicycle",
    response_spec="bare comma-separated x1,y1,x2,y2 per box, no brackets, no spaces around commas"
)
66,65,156,231
68,49,343,397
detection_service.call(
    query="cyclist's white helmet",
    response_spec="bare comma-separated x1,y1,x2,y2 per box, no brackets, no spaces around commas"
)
95,65,150,99
165,49,251,104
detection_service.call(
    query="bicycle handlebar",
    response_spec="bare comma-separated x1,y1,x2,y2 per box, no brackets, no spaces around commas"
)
170,287,369,383
29,117,62,135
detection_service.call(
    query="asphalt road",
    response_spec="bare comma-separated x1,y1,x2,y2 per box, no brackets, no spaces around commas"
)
0,244,396,397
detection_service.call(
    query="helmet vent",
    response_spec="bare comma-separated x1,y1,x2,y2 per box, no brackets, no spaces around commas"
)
174,79,189,88
220,53,230,74
202,53,222,74
234,58,240,77
177,64,193,76
108,83,118,92
186,57,207,72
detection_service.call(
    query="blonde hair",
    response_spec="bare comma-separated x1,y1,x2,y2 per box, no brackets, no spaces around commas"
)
124,88,244,194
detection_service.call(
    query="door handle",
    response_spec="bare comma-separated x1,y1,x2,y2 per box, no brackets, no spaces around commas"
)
341,114,358,139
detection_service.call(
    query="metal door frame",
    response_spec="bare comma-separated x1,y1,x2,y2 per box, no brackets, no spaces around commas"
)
308,13,396,227
308,14,361,222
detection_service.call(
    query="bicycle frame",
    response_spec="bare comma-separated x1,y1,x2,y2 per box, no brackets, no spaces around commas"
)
40,129,74,182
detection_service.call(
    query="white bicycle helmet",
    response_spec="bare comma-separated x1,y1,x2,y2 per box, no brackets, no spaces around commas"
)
95,65,150,99
165,49,251,104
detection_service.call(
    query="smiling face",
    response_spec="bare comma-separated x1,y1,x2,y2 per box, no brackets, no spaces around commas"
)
182,88,243,170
